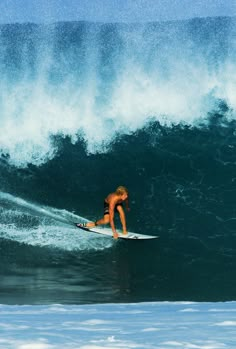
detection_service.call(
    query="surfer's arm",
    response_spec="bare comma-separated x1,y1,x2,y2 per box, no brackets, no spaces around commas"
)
125,198,130,211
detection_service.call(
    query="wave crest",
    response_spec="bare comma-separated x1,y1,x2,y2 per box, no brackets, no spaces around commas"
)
0,18,235,167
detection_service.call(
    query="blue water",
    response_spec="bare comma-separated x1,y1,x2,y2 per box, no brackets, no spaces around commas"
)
0,17,236,304
0,302,236,348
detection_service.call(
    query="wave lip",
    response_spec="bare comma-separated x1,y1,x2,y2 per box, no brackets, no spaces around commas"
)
0,18,235,167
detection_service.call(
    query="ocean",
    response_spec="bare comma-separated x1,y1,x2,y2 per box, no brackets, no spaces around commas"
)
0,16,236,308
0,302,236,348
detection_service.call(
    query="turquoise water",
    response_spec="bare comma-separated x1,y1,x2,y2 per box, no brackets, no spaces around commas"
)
0,17,236,304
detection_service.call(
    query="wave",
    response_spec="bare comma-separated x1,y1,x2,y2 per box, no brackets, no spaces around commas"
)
0,17,235,167
1,18,236,303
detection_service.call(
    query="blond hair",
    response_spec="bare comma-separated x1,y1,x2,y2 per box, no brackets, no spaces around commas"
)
116,186,128,196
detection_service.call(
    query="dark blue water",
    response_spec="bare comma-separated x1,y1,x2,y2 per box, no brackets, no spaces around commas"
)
0,17,236,304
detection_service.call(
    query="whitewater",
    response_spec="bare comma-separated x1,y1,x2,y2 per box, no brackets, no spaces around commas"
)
0,190,114,251
0,17,235,167
1,302,236,349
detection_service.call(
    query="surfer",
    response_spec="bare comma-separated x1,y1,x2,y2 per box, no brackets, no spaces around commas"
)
77,186,129,239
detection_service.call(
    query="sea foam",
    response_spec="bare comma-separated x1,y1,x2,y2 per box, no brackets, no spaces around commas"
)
0,18,235,167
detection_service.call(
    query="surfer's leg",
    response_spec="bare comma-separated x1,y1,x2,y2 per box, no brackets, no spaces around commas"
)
76,222,94,228
76,201,110,228
93,202,110,226
85,221,96,228
76,219,105,228
116,205,127,234
94,215,110,226
76,214,109,228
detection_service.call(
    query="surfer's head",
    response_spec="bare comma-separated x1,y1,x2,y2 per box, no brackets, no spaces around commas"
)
116,186,128,200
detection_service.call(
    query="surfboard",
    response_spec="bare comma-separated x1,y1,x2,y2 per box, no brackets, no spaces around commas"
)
75,224,158,240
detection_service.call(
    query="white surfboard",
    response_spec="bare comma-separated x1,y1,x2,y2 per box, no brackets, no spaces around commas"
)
75,224,158,240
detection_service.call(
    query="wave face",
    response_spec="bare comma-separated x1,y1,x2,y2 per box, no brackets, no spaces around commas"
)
0,18,236,304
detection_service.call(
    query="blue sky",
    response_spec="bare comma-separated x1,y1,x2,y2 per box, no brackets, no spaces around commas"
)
0,0,235,24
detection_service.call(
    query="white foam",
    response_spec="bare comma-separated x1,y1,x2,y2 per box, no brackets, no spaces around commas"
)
215,321,236,326
0,22,235,167
180,308,200,312
0,339,54,349
0,302,235,349
0,191,113,251
161,341,226,348
141,327,160,332
81,319,112,325
16,343,53,349
1,62,232,168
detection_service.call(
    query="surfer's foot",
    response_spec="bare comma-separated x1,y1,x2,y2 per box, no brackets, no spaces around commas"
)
76,222,97,228
123,231,128,235
76,223,87,228
87,222,97,228
76,223,89,229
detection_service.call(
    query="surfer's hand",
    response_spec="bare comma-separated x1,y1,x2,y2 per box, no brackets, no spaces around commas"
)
113,231,119,239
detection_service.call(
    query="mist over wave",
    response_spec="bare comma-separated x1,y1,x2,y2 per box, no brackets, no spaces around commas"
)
0,17,235,167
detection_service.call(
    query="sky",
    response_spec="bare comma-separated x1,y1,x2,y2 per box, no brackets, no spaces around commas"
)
0,0,235,24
